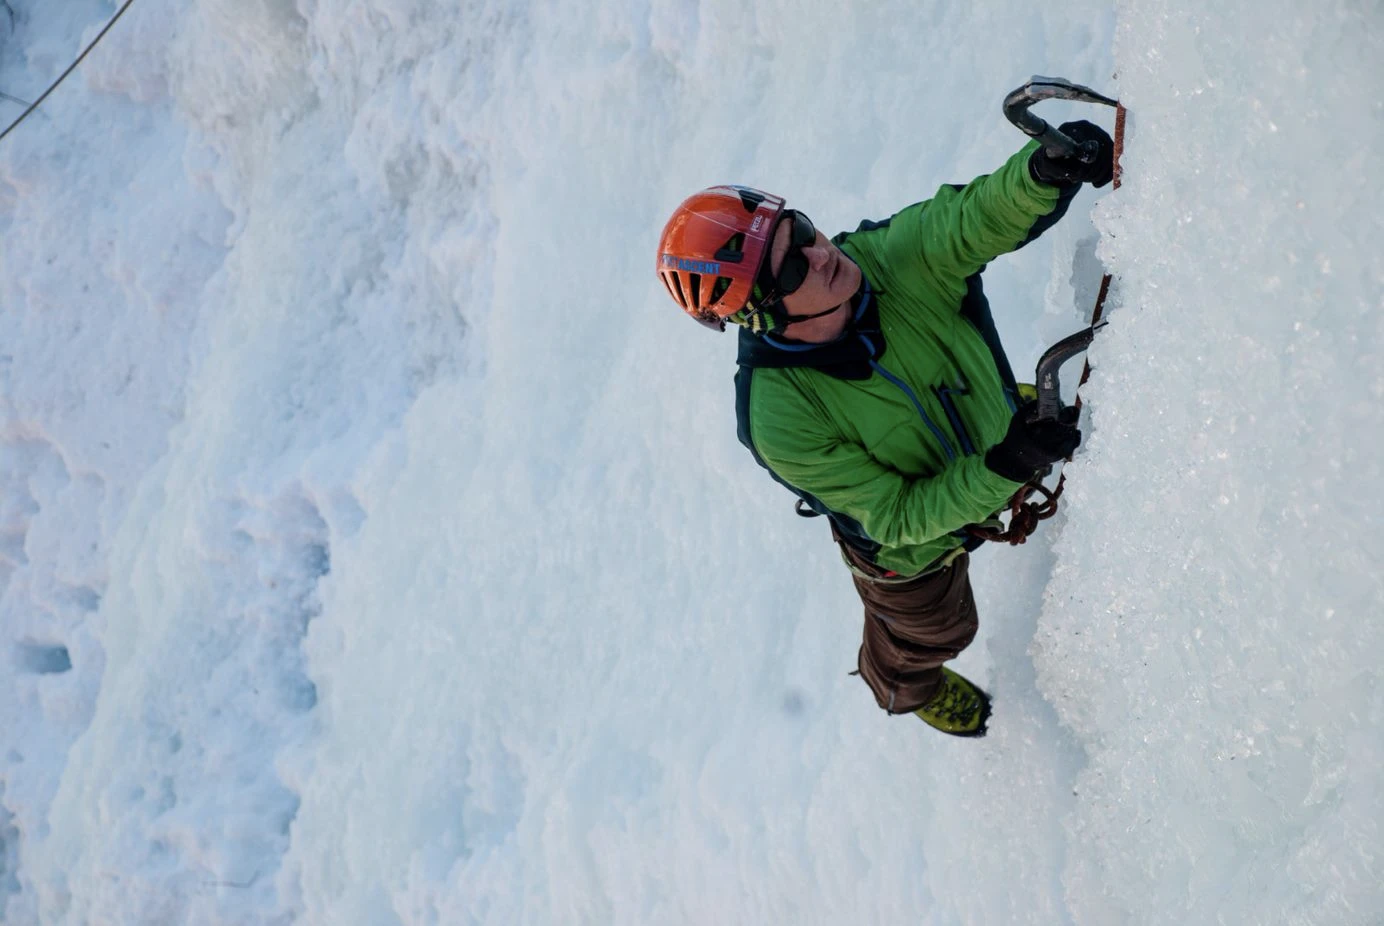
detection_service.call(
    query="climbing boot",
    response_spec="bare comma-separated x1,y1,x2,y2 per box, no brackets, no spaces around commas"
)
913,667,992,738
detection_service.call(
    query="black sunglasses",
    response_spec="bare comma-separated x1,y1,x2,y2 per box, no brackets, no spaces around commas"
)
758,210,817,300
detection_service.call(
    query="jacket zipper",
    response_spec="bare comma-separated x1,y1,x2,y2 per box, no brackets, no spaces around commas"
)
933,382,976,456
864,352,959,462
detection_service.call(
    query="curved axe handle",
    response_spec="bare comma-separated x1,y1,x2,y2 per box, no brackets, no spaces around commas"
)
1033,323,1106,421
1003,75,1119,162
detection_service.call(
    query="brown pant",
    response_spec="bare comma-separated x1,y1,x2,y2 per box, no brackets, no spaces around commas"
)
837,539,979,714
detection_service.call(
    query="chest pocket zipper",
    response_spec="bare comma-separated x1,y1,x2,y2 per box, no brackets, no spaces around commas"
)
933,381,976,456
867,359,957,462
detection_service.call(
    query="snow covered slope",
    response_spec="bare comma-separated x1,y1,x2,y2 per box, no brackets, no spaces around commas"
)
0,0,1379,923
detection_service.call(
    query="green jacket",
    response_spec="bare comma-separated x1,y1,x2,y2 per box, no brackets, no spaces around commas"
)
734,141,1077,575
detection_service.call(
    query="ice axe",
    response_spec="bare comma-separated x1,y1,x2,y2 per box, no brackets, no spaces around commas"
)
1005,76,1118,422
964,79,1124,546
1032,322,1106,422
964,322,1107,547
1003,75,1119,164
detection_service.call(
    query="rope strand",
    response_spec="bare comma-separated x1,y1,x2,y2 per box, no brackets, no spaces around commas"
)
0,0,137,146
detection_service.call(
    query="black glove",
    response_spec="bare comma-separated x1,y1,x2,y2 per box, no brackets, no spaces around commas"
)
1028,120,1114,188
985,402,1082,483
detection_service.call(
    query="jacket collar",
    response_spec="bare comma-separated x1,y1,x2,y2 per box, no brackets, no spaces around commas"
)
735,276,884,380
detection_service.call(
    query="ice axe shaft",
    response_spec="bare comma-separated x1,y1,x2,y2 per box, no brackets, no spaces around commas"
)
1033,323,1106,421
1003,75,1119,162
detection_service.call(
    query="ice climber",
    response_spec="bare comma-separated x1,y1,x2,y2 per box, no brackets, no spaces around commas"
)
655,121,1114,737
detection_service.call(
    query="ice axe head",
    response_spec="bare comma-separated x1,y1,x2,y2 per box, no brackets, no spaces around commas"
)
1004,75,1118,163
1032,323,1106,421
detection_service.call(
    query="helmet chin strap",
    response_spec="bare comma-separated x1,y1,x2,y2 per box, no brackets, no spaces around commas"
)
772,298,846,330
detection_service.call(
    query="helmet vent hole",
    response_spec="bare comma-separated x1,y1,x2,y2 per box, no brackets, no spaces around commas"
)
737,189,766,212
714,233,745,262
689,273,702,307
668,272,687,307
710,276,732,305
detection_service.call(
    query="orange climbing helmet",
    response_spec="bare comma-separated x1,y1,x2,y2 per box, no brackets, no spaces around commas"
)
656,185,786,331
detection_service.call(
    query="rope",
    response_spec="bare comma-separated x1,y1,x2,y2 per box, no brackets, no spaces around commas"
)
971,102,1127,547
0,0,137,146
